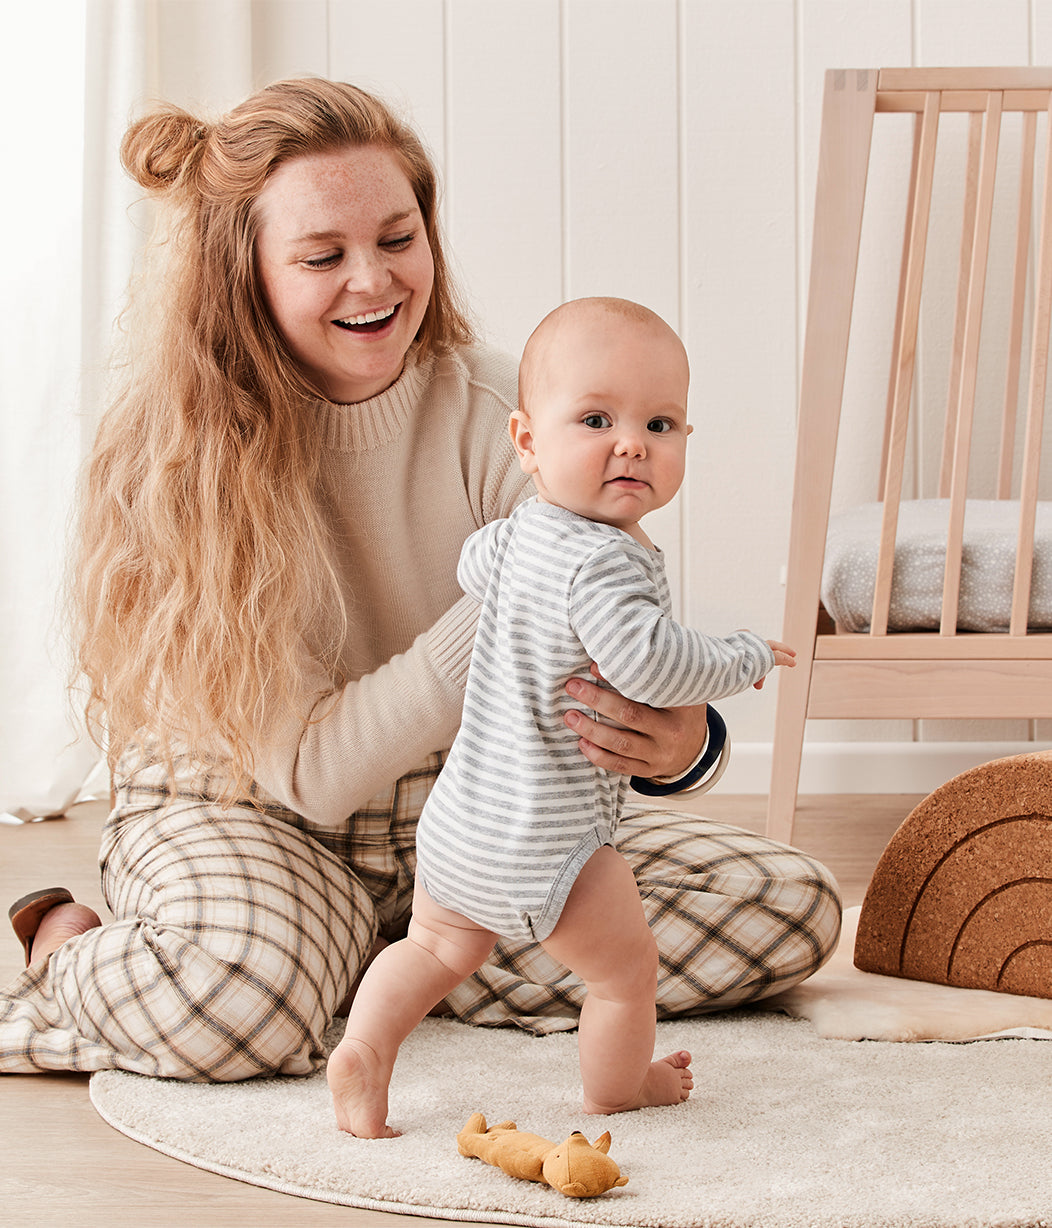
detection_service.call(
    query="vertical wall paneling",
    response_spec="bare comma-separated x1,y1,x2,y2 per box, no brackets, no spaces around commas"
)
679,1,797,743
561,0,680,317
154,0,255,111
250,0,329,84
445,0,562,355
327,1,448,173
559,0,685,601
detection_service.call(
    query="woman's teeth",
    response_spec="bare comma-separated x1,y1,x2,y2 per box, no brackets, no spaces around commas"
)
338,305,397,327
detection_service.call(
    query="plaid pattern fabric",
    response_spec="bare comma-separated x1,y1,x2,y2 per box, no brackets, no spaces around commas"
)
0,753,840,1075
444,808,842,1033
0,751,439,1078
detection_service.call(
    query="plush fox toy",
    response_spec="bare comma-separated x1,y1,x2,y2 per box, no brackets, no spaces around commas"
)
456,1112,628,1198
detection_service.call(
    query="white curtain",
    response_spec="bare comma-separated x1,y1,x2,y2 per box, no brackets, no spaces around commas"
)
1,1,96,819
0,0,265,819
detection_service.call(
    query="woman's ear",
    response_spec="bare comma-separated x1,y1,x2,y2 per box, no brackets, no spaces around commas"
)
509,411,539,473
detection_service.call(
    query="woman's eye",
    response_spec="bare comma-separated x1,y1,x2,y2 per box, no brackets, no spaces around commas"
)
648,418,674,434
303,253,341,269
582,413,611,429
381,233,414,251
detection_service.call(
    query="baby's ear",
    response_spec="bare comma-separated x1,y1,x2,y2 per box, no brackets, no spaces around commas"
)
509,411,538,473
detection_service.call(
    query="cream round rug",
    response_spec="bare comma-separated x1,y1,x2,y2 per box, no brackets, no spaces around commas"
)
90,1004,1052,1228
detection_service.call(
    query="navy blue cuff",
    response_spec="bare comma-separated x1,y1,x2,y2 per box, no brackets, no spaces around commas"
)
630,707,728,797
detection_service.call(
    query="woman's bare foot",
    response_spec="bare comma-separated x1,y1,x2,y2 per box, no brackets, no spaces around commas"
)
30,903,102,963
326,1037,400,1138
584,1050,694,1115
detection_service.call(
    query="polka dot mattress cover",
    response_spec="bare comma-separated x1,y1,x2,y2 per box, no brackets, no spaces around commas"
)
821,498,1052,633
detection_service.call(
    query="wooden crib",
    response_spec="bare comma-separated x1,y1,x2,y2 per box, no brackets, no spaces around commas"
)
767,68,1052,843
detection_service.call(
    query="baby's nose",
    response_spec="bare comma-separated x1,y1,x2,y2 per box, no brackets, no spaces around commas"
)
614,432,646,456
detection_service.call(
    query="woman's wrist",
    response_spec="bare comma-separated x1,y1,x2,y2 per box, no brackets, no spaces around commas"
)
630,707,729,797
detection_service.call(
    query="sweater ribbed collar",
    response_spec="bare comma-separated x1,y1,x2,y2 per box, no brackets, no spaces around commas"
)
315,348,434,453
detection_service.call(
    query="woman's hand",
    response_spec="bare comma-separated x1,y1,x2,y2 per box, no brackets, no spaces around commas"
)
563,664,708,781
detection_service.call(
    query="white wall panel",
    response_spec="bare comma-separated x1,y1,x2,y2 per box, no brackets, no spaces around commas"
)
328,0,447,171
678,0,797,742
250,0,329,83
562,0,680,319
914,0,1030,65
559,0,685,598
445,0,562,354
153,0,255,111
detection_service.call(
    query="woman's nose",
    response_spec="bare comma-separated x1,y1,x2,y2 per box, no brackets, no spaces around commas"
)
344,251,391,293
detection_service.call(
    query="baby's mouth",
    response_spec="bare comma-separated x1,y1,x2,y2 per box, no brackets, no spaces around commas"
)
334,303,400,333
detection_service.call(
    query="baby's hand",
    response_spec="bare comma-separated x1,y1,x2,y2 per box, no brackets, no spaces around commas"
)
754,639,796,689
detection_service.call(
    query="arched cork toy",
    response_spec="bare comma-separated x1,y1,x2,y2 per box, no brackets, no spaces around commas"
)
854,750,1052,998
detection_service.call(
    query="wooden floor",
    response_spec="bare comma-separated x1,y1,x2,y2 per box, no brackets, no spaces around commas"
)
1,793,918,1227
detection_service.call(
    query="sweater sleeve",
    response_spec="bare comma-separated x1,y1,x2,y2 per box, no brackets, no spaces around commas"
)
568,545,776,708
248,345,528,828
249,596,479,828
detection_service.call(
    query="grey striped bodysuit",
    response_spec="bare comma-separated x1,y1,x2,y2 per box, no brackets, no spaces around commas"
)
414,497,775,942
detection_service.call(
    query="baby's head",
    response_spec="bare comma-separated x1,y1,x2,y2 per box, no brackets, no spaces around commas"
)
511,297,691,542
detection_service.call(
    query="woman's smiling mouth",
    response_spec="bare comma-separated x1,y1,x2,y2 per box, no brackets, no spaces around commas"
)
334,303,400,333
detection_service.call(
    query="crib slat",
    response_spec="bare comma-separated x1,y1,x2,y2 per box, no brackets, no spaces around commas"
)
941,112,983,499
880,117,923,495
998,109,1037,499
1010,99,1052,634
871,92,941,637
941,91,1003,636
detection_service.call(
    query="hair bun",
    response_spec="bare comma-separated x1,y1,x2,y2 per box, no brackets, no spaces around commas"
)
121,105,210,193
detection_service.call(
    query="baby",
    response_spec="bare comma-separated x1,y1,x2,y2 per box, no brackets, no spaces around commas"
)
327,296,795,1137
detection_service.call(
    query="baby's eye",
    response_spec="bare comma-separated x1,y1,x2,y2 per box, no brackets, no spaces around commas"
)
647,418,675,434
582,413,611,429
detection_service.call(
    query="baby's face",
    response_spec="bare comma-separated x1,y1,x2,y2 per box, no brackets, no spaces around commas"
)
514,312,691,539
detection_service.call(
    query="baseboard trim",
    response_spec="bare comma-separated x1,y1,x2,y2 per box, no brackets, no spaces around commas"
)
720,741,1051,795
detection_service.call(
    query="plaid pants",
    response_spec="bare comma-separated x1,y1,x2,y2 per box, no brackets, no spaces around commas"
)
0,751,840,1077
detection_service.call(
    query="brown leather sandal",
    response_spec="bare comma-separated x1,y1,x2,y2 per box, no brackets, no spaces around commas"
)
8,887,74,966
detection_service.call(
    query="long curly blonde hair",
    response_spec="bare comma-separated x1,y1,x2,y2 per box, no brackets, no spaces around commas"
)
75,78,473,785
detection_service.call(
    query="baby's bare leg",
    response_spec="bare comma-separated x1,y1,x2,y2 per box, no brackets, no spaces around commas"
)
543,845,693,1115
327,887,496,1138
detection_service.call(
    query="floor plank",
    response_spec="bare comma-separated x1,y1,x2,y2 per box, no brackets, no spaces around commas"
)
1,794,917,1226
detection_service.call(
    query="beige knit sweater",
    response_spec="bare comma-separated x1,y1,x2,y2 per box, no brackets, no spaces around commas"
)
252,344,530,827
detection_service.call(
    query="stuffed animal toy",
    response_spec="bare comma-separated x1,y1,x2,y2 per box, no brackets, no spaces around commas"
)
456,1112,628,1198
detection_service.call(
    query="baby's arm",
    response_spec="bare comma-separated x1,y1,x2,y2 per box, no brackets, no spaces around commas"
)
571,548,783,708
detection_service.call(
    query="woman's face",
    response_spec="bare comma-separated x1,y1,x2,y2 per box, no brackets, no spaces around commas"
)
255,144,435,403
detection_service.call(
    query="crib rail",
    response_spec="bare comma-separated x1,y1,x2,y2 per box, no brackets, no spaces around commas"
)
768,67,1052,842
870,73,1052,638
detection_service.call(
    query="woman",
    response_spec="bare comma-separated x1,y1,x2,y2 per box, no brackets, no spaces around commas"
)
1,78,840,1083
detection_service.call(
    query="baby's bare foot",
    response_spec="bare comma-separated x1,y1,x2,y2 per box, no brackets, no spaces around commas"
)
30,903,102,963
326,1037,400,1139
584,1050,694,1115
640,1049,693,1107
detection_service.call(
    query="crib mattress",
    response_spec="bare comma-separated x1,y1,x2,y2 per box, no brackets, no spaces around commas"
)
821,498,1052,633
